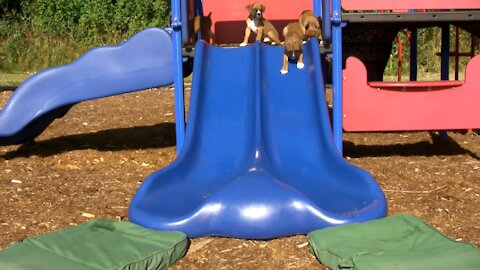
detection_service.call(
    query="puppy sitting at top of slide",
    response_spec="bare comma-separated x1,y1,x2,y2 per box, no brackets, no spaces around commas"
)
281,22,305,74
299,10,323,43
240,3,281,46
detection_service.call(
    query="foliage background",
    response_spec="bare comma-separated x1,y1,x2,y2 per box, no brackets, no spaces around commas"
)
1,0,170,72
384,26,479,80
1,1,479,78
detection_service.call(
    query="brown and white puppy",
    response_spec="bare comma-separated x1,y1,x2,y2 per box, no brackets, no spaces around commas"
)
299,10,323,44
190,12,215,44
240,3,281,46
281,22,305,74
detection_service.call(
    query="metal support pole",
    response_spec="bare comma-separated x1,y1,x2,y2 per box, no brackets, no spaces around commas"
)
410,28,418,81
332,0,343,154
171,0,186,153
439,24,450,139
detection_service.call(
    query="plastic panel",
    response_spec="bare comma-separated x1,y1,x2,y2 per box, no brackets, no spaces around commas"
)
129,41,387,239
0,28,174,145
202,0,313,44
342,0,480,11
343,56,480,131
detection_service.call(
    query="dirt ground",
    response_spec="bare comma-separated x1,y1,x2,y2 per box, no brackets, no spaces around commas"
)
0,85,479,269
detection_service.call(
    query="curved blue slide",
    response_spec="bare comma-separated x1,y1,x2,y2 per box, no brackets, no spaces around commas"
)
129,40,387,239
0,27,174,145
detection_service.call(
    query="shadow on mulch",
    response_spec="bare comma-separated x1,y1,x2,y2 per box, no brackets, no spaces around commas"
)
344,132,480,160
1,122,176,159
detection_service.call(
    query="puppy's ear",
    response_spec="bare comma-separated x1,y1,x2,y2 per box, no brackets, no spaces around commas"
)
260,4,266,12
207,12,212,17
245,4,253,12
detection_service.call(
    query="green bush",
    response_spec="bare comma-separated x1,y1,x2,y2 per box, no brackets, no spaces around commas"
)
0,0,171,72
385,26,479,80
1,2,478,76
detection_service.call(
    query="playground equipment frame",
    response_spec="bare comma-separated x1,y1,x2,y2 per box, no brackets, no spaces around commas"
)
170,0,480,155
169,0,333,153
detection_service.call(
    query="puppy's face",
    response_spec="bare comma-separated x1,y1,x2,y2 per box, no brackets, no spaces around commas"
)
284,36,302,61
246,3,266,20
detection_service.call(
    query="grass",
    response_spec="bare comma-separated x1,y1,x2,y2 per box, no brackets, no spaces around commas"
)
0,72,30,86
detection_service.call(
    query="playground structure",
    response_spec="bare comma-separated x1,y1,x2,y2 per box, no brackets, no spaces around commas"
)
339,1,480,145
0,0,479,239
128,0,388,239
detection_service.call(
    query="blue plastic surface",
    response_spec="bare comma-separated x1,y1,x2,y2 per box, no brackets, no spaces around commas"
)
129,40,387,239
0,27,174,145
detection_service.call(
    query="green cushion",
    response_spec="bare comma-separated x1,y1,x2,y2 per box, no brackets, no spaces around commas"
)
308,214,480,270
0,219,188,270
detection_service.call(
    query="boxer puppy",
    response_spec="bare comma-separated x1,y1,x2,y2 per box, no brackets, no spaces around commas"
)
240,3,281,46
299,10,323,43
281,22,305,74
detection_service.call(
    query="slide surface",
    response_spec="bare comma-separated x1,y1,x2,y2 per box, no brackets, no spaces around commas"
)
0,28,174,145
129,40,387,239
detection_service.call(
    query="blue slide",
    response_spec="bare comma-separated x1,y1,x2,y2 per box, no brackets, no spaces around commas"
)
129,40,387,239
0,28,174,145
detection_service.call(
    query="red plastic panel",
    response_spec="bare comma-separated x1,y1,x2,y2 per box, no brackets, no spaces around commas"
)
368,80,463,90
343,56,480,131
202,0,312,44
342,0,480,11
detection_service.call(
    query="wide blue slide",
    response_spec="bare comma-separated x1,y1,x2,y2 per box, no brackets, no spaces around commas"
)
0,27,174,145
129,40,387,239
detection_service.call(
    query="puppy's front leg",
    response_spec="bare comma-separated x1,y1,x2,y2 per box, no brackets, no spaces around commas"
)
318,30,324,45
267,31,281,45
281,54,289,74
240,26,251,46
256,27,264,42
297,53,304,69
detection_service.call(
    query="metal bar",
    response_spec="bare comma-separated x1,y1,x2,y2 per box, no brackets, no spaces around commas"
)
332,0,343,154
410,28,418,81
455,26,459,80
171,0,186,153
322,0,332,42
343,11,480,24
436,52,477,57
441,25,450,81
180,0,189,43
342,0,480,11
313,0,321,18
195,0,203,16
440,24,450,139
397,35,402,81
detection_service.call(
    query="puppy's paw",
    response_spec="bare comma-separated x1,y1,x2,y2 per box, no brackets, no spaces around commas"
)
297,62,305,69
240,42,247,47
263,37,271,43
302,41,307,44
280,69,288,75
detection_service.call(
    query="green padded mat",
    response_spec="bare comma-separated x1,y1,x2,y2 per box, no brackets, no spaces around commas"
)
308,214,480,270
0,219,188,270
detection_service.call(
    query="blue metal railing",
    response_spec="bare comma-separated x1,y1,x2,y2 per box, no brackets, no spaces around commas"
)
330,0,343,154
171,0,339,154
314,0,340,153
171,0,186,153
314,0,332,43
